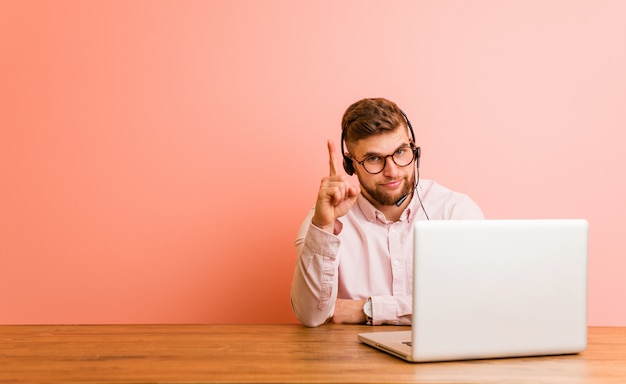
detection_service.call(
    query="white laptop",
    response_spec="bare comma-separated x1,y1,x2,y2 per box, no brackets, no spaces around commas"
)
358,219,588,362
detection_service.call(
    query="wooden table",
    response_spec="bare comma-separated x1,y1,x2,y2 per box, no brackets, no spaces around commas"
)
1,325,625,383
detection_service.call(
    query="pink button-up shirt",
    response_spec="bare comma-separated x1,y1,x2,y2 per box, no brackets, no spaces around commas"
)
291,179,484,327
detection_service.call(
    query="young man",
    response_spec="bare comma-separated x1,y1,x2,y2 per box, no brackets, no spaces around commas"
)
291,98,484,327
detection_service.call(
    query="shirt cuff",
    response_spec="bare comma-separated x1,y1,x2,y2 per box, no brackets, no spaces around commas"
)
370,295,412,325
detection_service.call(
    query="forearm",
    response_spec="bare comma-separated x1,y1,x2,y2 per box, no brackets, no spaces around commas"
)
290,224,341,327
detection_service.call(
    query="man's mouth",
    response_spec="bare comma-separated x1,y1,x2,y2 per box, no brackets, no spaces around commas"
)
381,179,403,189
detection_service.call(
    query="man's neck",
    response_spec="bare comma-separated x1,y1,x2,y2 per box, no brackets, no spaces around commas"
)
364,194,413,222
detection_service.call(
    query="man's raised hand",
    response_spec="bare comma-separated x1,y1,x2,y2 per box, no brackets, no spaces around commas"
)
311,140,360,233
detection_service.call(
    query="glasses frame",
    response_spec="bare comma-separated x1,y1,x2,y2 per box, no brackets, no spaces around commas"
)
348,144,418,175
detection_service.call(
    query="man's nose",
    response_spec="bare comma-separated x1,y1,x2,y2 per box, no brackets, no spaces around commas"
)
381,155,400,176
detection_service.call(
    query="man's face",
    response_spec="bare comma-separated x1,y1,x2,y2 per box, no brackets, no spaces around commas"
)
347,128,416,207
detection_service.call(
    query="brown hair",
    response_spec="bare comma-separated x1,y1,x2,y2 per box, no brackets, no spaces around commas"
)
341,98,407,143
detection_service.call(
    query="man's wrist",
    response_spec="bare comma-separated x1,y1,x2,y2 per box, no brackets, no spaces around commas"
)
311,218,342,235
363,297,373,325
311,216,333,232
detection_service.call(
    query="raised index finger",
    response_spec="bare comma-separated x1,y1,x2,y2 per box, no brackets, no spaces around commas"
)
327,139,341,176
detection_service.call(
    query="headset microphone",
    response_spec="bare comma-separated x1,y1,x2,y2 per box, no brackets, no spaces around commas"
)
395,193,411,207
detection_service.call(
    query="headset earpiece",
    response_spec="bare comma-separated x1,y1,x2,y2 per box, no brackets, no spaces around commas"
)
415,146,421,169
340,131,355,175
343,155,355,175
401,109,419,169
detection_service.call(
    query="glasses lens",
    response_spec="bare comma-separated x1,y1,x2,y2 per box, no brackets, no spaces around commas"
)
362,157,384,174
393,147,415,167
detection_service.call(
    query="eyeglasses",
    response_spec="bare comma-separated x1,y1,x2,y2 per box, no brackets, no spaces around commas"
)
350,145,417,174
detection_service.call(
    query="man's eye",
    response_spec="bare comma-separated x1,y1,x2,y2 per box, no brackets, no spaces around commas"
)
395,148,406,156
365,156,381,163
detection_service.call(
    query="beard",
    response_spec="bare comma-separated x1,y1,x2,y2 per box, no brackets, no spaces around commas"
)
360,176,414,206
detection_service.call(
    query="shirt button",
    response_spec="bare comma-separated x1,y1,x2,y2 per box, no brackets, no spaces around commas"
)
393,260,400,267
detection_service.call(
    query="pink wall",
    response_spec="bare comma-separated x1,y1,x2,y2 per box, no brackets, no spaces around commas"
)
1,0,625,325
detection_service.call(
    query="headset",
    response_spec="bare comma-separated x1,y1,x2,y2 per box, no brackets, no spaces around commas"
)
341,109,420,176
340,108,429,217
